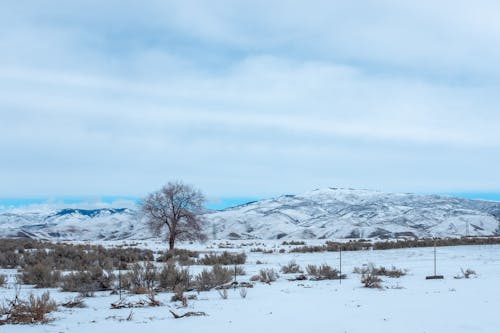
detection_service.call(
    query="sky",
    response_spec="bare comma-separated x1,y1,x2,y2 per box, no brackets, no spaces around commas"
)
1,1,500,206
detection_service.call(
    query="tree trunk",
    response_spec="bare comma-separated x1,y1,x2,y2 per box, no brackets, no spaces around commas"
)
169,234,175,250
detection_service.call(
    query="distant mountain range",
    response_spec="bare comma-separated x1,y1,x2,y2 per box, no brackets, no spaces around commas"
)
1,188,499,241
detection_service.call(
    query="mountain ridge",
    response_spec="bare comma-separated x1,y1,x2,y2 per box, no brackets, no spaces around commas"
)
0,188,499,241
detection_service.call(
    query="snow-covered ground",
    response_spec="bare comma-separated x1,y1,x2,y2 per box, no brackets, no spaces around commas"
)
1,241,500,333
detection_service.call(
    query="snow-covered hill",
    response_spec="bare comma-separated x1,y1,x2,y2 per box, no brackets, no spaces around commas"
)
0,208,149,241
1,188,499,241
205,188,500,240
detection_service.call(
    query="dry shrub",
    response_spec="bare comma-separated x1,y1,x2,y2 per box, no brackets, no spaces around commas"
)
156,249,199,266
0,251,21,269
128,262,157,294
306,264,345,280
353,264,406,278
454,268,477,279
249,275,260,282
0,291,57,325
239,287,247,299
233,265,246,276
281,260,303,274
61,267,114,293
158,262,191,291
258,268,278,283
195,265,232,291
61,296,86,308
198,252,246,265
361,273,383,289
217,289,228,299
281,241,306,246
21,263,60,288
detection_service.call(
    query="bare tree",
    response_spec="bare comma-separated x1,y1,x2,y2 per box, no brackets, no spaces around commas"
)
141,181,206,250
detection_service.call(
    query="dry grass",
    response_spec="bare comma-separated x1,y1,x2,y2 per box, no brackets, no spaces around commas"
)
0,291,57,325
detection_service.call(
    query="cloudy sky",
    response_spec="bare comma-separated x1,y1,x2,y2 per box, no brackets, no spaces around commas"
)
1,1,500,203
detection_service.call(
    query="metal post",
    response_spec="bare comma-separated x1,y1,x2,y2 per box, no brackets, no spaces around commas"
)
339,245,342,285
118,264,122,300
433,239,437,276
234,263,237,289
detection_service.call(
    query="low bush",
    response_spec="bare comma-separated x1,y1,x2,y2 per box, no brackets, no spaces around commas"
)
61,296,86,308
281,241,306,246
61,267,114,293
0,274,6,287
195,265,232,291
217,289,228,299
258,268,279,283
239,287,248,299
128,262,157,294
361,273,383,289
306,264,345,280
454,268,477,279
0,251,22,268
156,249,199,266
198,251,246,265
21,263,61,288
353,264,406,278
281,260,303,274
158,262,191,291
0,291,57,324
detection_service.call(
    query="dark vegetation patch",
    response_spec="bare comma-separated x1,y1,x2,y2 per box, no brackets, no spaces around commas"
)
289,237,500,253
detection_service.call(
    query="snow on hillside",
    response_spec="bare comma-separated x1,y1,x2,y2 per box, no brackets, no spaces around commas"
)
1,188,499,241
0,208,149,241
206,188,500,240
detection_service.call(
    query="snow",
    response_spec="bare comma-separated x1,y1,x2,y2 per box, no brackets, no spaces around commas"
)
1,242,500,333
1,188,499,241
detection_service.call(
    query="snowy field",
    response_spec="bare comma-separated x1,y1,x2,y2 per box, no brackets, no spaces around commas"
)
1,241,500,333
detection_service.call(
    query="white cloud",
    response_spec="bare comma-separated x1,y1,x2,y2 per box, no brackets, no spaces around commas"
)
0,1,499,198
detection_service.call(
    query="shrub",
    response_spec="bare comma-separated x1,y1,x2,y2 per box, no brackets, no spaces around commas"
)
198,251,246,265
129,262,157,293
353,264,406,278
0,251,21,268
0,274,6,287
233,265,246,276
61,296,86,308
361,273,383,289
0,291,57,324
158,262,191,291
258,268,278,283
281,241,306,246
195,265,232,291
217,289,228,299
374,266,406,278
21,263,61,288
306,264,345,280
61,267,114,293
289,245,326,253
454,268,477,279
281,260,303,274
239,287,247,299
156,249,199,265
